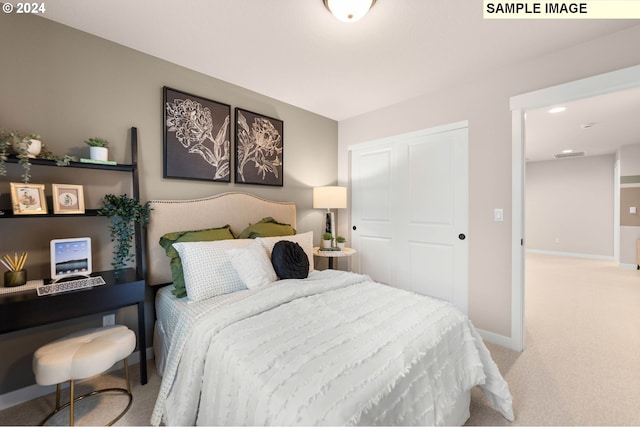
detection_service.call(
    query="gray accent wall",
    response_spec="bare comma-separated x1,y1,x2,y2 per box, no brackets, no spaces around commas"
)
0,13,337,395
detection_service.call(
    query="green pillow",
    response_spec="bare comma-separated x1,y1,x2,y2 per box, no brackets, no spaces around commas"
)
237,217,296,239
159,225,235,298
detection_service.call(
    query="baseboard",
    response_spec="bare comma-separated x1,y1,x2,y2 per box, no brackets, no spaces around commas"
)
477,328,518,351
0,346,154,411
619,263,638,270
525,248,615,261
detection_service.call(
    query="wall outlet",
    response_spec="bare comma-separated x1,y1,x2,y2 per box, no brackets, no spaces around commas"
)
103,313,115,327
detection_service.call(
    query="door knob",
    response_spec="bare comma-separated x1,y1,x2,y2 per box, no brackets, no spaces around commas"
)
458,233,466,240
353,226,357,230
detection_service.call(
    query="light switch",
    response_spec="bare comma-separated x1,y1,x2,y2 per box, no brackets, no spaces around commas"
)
630,206,637,214
494,208,504,222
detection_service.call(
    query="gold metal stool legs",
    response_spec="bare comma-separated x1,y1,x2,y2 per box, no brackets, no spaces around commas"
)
40,359,133,426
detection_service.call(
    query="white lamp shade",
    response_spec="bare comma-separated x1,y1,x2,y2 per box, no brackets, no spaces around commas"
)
313,186,347,209
324,0,375,22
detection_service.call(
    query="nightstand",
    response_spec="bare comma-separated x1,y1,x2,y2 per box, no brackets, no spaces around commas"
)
313,247,356,269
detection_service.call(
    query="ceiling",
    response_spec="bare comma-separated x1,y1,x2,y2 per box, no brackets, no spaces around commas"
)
40,0,640,159
525,87,640,163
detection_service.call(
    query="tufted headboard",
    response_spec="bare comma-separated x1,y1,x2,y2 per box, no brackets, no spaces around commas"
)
145,192,296,286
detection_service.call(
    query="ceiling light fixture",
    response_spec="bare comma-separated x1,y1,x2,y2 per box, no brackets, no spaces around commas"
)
323,0,377,22
548,106,566,114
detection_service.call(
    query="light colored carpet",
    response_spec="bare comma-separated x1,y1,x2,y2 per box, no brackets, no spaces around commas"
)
2,253,639,425
467,253,640,426
0,360,161,426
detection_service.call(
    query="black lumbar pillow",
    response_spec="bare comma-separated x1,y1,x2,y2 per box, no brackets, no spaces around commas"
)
271,240,309,280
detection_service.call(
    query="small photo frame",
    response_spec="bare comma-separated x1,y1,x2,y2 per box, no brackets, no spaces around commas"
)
52,184,85,214
10,182,47,215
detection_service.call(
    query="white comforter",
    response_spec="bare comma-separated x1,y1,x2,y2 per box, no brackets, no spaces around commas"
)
151,270,513,426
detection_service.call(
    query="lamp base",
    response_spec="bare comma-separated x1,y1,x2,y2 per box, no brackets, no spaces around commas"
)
324,211,336,240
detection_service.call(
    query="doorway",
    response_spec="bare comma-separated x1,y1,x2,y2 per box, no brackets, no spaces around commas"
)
511,64,640,351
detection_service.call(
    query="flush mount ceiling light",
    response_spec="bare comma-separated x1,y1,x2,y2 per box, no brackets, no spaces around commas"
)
323,0,377,22
548,106,566,114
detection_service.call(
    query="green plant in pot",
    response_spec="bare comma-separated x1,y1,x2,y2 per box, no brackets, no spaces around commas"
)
85,137,108,147
322,232,333,249
98,194,151,270
85,137,109,161
0,130,41,183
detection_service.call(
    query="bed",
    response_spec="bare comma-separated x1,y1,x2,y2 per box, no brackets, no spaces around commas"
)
146,192,514,426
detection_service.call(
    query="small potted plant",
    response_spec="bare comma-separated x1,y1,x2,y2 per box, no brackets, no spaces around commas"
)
0,130,42,183
98,193,151,270
321,232,333,249
85,137,109,161
336,235,346,250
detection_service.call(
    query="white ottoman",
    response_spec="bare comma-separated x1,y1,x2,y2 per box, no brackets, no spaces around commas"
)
33,325,136,426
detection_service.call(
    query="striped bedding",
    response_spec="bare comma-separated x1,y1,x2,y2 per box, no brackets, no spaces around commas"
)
151,270,513,426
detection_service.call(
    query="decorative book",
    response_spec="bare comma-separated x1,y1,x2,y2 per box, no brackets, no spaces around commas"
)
79,158,117,166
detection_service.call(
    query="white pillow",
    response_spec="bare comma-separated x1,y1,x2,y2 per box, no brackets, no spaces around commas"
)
255,231,314,271
172,239,253,301
226,240,278,289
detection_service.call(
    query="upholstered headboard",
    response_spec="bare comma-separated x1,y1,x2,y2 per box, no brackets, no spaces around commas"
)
146,192,296,286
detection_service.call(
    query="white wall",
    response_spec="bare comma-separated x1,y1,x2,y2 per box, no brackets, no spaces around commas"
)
620,143,640,176
525,155,615,257
338,25,640,339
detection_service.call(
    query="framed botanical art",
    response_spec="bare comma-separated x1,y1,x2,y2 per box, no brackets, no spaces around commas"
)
10,182,47,215
52,184,85,214
235,108,284,187
163,86,231,182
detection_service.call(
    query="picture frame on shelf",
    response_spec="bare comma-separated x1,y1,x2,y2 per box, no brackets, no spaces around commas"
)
52,183,85,214
10,182,47,215
163,86,231,183
235,107,284,187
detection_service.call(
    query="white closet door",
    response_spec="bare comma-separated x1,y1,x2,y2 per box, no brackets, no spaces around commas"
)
350,122,468,313
350,145,397,286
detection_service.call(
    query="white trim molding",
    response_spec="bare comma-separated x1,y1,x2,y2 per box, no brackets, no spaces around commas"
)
525,249,615,261
477,328,515,350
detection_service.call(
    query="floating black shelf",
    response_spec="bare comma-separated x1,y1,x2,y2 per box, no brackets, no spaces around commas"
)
0,209,103,219
3,155,135,172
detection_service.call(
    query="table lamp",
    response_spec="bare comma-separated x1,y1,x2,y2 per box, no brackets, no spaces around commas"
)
313,186,347,245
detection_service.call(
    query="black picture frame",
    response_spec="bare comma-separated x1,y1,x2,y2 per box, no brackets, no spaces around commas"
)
163,86,231,182
235,108,284,187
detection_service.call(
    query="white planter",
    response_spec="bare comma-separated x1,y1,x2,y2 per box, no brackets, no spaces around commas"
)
12,138,41,158
337,242,345,250
90,146,109,161
321,239,333,249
